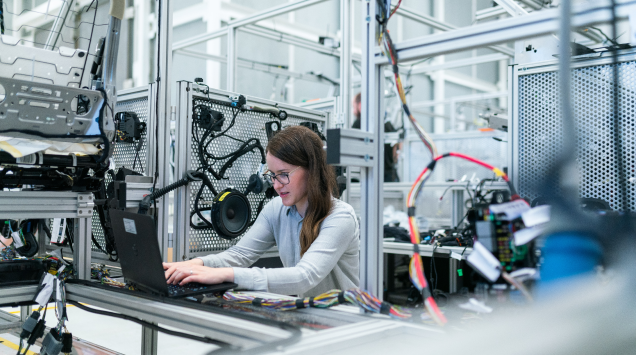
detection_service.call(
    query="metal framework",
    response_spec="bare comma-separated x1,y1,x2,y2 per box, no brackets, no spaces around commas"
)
173,83,328,261
0,191,93,280
358,0,636,296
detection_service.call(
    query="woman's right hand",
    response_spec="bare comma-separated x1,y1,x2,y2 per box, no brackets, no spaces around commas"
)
163,259,203,283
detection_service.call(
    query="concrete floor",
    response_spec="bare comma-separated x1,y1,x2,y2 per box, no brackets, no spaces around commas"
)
0,305,221,355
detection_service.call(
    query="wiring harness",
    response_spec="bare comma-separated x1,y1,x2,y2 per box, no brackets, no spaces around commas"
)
375,0,525,326
223,288,411,320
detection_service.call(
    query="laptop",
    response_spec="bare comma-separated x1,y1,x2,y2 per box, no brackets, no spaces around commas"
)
110,210,237,298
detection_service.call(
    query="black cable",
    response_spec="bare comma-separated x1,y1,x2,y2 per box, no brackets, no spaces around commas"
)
153,0,162,226
431,245,438,293
0,0,5,35
65,219,74,253
610,0,626,211
78,0,98,88
67,300,232,348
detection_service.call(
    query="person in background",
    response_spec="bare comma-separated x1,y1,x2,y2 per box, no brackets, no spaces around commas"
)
352,93,400,182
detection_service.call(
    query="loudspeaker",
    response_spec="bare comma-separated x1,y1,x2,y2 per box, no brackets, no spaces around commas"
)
211,189,251,240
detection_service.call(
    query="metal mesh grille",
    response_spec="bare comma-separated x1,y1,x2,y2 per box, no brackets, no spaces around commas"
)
91,96,150,253
517,61,636,210
407,132,508,182
187,98,326,255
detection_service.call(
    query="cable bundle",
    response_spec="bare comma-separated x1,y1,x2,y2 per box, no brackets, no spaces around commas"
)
375,0,525,326
223,289,411,320
91,265,126,288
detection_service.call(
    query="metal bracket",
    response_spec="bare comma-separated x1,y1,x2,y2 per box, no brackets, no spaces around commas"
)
326,128,376,167
76,193,95,217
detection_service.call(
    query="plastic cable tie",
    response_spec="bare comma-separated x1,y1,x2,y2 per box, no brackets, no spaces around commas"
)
337,291,346,304
407,207,416,217
295,298,305,309
308,297,315,307
251,298,263,307
413,243,420,254
379,301,392,315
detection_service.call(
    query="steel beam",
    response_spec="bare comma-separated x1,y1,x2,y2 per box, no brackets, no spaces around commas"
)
382,0,636,65
394,6,514,57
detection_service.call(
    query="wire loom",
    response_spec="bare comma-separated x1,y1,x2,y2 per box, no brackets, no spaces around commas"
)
223,289,411,319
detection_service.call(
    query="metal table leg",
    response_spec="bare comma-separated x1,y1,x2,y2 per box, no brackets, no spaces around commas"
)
141,325,158,355
20,305,32,322
74,217,92,280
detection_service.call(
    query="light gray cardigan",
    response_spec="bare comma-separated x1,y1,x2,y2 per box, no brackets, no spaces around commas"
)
198,196,360,297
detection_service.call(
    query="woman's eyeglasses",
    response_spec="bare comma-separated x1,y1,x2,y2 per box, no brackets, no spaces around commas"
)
262,166,300,186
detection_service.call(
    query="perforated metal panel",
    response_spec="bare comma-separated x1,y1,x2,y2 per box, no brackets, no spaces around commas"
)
407,131,508,182
174,84,328,259
91,86,152,255
514,52,636,210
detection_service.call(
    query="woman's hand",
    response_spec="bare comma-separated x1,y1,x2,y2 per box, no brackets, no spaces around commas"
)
163,259,234,286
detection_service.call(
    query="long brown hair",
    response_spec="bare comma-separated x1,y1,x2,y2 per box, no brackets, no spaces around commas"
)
266,125,338,256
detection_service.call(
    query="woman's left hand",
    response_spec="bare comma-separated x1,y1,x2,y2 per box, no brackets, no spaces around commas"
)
163,263,234,286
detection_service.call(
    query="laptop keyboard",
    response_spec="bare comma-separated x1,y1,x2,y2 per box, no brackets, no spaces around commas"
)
167,282,213,296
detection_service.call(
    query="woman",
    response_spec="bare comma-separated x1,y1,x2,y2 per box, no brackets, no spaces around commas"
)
163,125,359,297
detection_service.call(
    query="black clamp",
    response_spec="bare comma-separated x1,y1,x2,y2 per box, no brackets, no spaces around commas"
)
379,301,392,316
295,299,305,309
251,298,263,307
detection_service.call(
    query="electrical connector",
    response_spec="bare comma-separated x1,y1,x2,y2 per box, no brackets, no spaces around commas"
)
41,329,63,355
26,319,46,345
20,310,40,338
61,332,73,353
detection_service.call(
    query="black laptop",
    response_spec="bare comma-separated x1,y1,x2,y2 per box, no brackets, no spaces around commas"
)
110,210,237,298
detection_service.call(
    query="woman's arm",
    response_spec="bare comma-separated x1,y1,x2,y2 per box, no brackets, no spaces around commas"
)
196,202,277,268
233,209,358,295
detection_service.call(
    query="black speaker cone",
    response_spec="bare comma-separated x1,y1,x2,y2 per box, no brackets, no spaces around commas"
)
212,189,251,240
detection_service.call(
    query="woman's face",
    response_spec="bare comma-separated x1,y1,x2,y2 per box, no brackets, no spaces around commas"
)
266,152,309,210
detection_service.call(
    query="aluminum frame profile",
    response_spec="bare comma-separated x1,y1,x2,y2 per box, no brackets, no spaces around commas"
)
172,0,329,51
63,283,296,348
379,0,636,65
154,0,174,264
173,48,338,85
0,191,94,218
0,191,93,280
394,5,515,57
359,0,384,298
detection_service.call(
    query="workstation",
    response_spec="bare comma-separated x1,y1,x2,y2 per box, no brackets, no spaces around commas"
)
0,0,634,354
